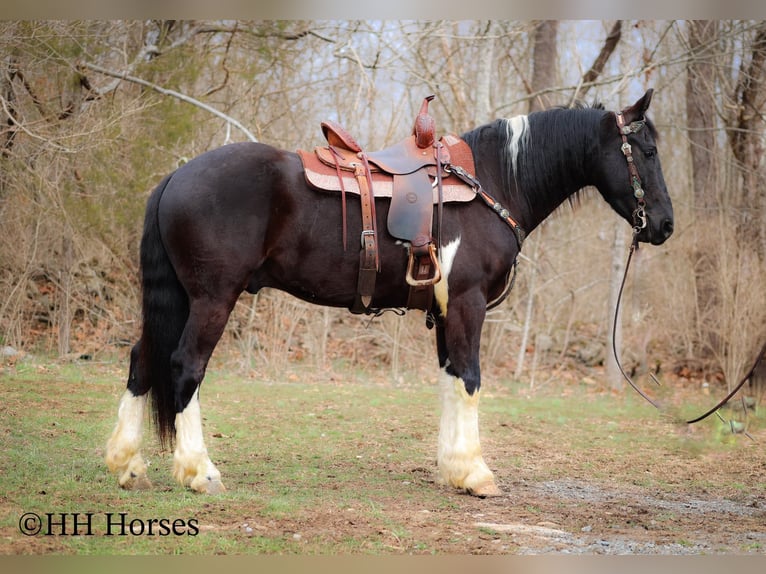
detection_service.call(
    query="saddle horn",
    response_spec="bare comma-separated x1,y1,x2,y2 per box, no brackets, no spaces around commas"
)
413,95,436,149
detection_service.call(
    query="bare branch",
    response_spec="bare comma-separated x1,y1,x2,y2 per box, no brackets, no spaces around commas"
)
570,21,622,105
0,95,75,152
88,22,205,98
79,61,258,143
196,23,337,44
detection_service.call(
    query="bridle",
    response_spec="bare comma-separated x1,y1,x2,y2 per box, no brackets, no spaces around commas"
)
615,111,648,239
611,110,761,431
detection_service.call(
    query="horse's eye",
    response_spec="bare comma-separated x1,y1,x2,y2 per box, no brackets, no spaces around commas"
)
645,147,657,158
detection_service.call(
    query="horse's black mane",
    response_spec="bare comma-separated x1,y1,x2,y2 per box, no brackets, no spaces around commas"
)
460,103,603,217
459,99,658,227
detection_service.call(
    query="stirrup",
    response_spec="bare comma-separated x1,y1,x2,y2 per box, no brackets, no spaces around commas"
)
406,243,441,287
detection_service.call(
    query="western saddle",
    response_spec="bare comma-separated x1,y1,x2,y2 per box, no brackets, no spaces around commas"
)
297,95,478,314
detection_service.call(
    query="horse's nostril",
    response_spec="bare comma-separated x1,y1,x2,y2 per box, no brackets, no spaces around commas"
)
662,219,674,237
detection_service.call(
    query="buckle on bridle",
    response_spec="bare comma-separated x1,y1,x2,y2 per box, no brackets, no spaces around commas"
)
633,202,647,232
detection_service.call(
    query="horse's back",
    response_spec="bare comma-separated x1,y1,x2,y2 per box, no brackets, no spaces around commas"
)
163,142,297,203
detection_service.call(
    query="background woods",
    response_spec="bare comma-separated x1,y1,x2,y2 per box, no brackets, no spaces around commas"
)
1,20,764,396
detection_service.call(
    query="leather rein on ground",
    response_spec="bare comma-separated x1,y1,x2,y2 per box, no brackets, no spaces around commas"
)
611,112,763,427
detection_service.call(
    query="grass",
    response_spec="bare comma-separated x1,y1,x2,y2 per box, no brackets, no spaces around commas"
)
1,351,764,555
1,354,441,554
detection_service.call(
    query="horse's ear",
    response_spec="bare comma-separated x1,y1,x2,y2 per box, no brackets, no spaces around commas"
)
622,89,654,122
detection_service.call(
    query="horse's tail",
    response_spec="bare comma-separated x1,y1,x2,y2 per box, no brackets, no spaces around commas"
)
138,173,188,449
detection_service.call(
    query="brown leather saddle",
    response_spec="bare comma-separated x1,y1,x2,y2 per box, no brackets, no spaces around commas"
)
297,95,477,314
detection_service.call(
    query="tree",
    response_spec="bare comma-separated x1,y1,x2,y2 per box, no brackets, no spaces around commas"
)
681,20,766,392
727,21,766,247
685,21,720,213
529,21,559,112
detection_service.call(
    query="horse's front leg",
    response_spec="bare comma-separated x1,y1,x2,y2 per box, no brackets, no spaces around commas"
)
434,292,501,497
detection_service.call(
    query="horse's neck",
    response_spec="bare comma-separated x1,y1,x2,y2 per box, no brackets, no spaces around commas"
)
511,110,596,234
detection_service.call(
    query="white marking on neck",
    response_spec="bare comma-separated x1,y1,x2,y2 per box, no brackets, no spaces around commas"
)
506,115,529,179
434,237,461,317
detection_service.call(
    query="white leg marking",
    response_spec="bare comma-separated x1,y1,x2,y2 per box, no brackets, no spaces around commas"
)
105,390,151,489
437,371,500,496
506,114,529,178
434,237,461,317
173,389,225,493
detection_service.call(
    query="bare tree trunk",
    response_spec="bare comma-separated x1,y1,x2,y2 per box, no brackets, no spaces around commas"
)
1,55,17,161
516,235,541,381
57,235,74,357
684,21,721,365
516,21,558,381
728,21,766,239
0,55,17,196
473,21,495,124
529,21,558,112
606,221,627,391
603,27,632,391
686,20,719,213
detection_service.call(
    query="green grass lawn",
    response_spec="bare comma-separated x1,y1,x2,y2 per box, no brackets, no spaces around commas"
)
1,353,763,555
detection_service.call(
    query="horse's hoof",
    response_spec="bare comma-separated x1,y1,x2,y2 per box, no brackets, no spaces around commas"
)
120,473,152,491
204,479,226,494
191,476,226,494
468,481,502,498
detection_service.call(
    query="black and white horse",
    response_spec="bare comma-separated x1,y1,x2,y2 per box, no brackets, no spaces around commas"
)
106,90,673,496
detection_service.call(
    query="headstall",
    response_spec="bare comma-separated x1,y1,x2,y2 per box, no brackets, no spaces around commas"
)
615,112,648,238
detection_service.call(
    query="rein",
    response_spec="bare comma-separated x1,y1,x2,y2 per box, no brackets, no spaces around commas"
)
611,112,762,427
611,111,662,409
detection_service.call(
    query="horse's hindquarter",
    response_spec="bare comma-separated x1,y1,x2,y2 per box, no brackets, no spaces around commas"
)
156,142,284,300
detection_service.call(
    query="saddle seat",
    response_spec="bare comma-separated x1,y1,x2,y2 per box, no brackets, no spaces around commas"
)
321,122,447,176
297,96,477,314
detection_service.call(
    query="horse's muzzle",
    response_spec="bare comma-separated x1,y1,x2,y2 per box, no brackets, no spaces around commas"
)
648,217,674,245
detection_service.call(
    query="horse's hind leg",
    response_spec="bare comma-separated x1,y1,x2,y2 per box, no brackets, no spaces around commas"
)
105,342,152,490
170,298,233,494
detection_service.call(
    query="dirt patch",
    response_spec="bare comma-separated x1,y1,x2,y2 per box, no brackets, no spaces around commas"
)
268,474,766,554
494,478,765,554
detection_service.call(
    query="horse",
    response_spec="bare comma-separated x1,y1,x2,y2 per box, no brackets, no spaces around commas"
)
105,89,673,497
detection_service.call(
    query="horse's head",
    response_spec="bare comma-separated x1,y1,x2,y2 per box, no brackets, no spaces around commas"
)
594,89,674,245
